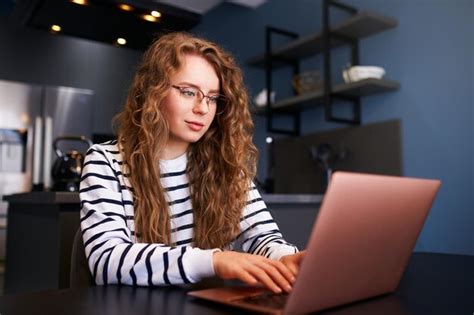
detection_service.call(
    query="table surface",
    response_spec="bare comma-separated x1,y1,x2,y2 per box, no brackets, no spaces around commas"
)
0,252,472,315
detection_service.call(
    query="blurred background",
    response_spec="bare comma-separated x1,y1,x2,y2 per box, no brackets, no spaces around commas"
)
0,0,472,294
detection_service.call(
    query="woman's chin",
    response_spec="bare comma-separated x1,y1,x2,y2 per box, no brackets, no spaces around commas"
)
184,133,205,144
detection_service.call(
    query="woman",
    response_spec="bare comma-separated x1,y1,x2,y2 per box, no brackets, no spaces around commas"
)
80,32,304,294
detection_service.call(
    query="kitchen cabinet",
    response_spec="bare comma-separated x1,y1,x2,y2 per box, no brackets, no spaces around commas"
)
3,192,80,294
247,1,400,135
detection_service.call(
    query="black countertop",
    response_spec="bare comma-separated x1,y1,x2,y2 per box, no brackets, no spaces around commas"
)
262,193,323,204
3,192,79,204
3,192,322,205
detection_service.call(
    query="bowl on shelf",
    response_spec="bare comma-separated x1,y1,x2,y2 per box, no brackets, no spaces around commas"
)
342,66,385,83
292,71,324,94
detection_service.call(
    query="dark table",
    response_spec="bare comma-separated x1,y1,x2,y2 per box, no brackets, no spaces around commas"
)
0,253,473,315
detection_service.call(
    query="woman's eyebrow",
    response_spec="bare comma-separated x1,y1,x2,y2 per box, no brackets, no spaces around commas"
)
177,81,220,94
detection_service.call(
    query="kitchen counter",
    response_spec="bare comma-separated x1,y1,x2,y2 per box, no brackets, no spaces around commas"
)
261,193,323,204
3,191,79,204
4,192,324,205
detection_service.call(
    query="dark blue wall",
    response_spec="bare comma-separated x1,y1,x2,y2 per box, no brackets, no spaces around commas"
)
193,0,474,255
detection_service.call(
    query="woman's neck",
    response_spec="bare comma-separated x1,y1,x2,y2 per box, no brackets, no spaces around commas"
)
161,142,189,160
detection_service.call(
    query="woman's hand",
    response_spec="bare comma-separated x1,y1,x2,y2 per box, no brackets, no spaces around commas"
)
213,251,296,294
279,251,306,278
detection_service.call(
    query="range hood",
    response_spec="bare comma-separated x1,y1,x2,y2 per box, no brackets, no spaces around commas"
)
8,0,202,50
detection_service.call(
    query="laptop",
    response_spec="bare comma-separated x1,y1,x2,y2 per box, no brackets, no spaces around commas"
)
188,172,441,314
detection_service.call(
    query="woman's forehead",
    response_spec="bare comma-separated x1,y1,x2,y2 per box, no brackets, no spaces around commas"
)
172,54,220,91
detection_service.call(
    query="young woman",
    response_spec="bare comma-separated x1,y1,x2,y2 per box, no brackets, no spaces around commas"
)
80,32,305,294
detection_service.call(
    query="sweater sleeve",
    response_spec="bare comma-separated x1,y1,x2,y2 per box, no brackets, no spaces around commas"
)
79,145,218,286
237,183,298,260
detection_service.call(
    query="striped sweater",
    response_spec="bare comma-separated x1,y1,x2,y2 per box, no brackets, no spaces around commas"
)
79,141,298,286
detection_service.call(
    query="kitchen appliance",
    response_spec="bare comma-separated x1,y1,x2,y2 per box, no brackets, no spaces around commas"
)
310,143,335,191
0,79,94,259
51,136,92,192
310,143,348,192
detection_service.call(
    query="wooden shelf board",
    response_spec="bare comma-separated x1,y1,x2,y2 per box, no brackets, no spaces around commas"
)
251,78,400,114
247,11,397,68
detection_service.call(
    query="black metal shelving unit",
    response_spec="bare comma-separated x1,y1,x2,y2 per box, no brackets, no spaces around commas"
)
248,0,400,135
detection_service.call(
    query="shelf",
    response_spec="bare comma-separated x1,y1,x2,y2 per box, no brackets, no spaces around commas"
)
251,78,399,114
247,11,397,69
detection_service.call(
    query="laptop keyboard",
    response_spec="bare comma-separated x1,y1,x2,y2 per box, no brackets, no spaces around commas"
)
234,292,289,309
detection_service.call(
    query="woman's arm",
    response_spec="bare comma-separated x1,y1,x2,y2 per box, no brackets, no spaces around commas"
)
208,184,300,293
238,184,298,260
80,145,218,286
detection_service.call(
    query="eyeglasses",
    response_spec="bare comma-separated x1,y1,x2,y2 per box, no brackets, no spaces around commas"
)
171,85,228,113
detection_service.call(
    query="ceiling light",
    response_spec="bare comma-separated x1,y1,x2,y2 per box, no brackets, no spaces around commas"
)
50,25,62,32
70,0,88,5
116,38,127,46
141,14,158,22
151,11,161,18
118,4,133,11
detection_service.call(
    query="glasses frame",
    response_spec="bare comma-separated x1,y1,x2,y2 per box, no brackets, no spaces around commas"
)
171,85,228,114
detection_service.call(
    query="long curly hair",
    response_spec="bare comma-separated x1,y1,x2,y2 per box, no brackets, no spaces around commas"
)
113,32,258,249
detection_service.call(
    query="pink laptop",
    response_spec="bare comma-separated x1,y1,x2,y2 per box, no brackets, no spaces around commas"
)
188,172,441,314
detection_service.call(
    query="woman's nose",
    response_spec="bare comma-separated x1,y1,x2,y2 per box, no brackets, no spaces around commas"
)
192,97,209,114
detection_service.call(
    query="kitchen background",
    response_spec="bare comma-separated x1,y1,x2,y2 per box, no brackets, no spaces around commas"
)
0,0,472,274
191,0,474,256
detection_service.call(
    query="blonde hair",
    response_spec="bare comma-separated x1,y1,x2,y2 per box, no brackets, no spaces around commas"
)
113,32,258,249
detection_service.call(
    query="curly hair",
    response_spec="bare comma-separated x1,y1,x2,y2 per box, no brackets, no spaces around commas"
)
113,32,258,249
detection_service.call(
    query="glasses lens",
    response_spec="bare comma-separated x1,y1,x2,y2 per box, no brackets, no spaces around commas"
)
179,86,198,99
175,85,228,114
216,95,228,115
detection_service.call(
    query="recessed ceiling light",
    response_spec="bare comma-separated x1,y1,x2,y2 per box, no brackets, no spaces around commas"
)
118,4,133,11
116,38,127,46
151,11,161,18
70,0,88,5
141,14,158,22
50,25,62,32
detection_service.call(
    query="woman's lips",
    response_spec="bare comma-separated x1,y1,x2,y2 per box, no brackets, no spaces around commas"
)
186,121,204,131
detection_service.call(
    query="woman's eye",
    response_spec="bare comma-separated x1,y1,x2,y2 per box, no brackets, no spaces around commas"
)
208,96,219,104
182,89,196,97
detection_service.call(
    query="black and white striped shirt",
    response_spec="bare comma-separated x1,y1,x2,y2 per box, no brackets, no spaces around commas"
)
80,140,298,286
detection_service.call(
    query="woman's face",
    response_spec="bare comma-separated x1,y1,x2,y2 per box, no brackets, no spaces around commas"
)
160,54,220,159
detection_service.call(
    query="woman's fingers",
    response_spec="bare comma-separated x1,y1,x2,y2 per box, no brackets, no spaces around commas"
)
213,251,299,293
268,259,296,283
237,270,259,286
246,264,283,294
280,251,307,278
256,261,293,293
282,259,298,277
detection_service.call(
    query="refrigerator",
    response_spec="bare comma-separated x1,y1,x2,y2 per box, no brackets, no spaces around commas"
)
0,79,94,260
